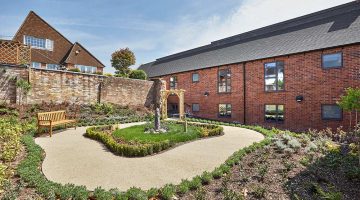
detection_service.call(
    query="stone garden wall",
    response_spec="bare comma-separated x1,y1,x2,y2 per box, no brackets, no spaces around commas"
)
0,65,161,108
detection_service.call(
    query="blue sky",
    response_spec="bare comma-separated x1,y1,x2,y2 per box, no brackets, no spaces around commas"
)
0,0,352,73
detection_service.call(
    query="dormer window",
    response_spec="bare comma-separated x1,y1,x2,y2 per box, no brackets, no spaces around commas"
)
24,35,53,51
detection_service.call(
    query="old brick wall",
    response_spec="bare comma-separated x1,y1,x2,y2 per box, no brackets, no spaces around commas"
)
0,66,160,108
158,44,360,131
100,76,155,107
0,65,28,103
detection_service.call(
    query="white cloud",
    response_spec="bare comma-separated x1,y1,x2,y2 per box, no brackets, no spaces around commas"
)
163,0,353,54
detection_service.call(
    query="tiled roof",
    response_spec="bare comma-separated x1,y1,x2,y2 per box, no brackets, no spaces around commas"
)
139,1,360,78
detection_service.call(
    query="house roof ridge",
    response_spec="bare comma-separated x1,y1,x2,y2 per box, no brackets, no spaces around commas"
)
154,1,359,64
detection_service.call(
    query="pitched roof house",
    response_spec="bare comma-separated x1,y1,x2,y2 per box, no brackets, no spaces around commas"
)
12,11,105,73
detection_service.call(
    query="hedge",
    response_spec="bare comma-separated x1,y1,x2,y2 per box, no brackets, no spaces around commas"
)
17,118,284,199
84,122,223,157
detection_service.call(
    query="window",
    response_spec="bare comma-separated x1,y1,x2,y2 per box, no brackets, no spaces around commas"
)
46,64,59,70
192,73,199,82
322,105,342,120
265,105,284,123
192,103,200,112
264,62,284,91
31,62,41,68
218,68,231,93
322,52,342,68
219,104,231,117
24,35,53,51
170,76,177,89
75,65,97,73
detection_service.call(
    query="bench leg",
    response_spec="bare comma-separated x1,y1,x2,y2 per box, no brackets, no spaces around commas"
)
50,126,52,137
37,126,41,136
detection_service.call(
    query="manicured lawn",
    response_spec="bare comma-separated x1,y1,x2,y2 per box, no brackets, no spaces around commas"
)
112,122,201,144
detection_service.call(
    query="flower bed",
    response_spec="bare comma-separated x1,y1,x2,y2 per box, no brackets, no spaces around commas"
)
84,121,224,157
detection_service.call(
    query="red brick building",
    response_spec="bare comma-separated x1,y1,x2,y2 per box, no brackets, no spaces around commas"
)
12,11,105,73
140,1,360,131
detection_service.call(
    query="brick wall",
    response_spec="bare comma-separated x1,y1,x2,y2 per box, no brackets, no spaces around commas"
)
159,44,360,131
0,66,160,108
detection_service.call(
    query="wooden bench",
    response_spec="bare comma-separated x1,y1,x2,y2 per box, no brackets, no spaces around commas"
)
37,110,77,137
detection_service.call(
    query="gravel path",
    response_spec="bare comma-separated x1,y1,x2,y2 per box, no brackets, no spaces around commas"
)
35,122,264,191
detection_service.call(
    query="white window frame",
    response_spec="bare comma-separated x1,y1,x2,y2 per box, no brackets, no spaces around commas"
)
24,35,54,51
31,62,41,69
46,64,59,70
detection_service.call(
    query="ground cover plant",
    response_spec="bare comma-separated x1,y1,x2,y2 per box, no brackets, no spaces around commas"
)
84,121,224,157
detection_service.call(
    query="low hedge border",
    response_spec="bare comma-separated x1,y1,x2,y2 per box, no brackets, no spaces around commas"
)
19,119,284,200
84,121,224,157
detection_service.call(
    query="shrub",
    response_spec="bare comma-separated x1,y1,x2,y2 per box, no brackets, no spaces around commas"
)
94,187,113,200
223,188,244,200
68,68,80,72
146,188,158,199
125,187,147,200
177,180,190,195
253,186,266,198
129,70,147,80
0,163,6,189
159,184,176,200
200,171,213,185
288,138,301,150
212,167,223,179
195,187,206,200
189,176,202,190
0,117,22,162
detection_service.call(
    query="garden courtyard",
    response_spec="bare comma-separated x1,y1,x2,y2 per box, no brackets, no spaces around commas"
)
35,122,264,191
1,102,359,199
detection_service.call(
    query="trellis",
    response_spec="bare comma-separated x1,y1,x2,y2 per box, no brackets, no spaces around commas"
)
0,40,31,65
161,89,185,120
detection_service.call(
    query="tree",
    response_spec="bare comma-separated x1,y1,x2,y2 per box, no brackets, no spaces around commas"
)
16,78,31,105
338,87,360,129
111,48,136,77
129,70,147,80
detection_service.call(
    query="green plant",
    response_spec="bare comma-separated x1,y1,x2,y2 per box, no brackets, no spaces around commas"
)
257,164,268,181
223,188,244,200
212,167,223,179
310,183,342,200
189,176,202,190
195,187,206,200
159,184,176,200
146,187,158,199
68,68,80,72
177,179,190,195
129,69,147,80
200,171,213,185
125,187,147,200
15,78,31,105
252,186,266,198
111,48,136,77
0,163,6,189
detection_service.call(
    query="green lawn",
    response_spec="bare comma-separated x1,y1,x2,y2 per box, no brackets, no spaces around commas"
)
112,122,201,144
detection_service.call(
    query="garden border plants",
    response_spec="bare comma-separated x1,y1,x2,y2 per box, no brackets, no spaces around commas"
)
17,118,286,200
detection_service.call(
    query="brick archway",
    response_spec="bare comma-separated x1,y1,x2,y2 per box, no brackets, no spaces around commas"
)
161,89,185,120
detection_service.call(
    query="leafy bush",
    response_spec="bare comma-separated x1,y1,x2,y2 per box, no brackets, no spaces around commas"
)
177,180,190,195
94,187,113,200
68,68,80,72
129,70,147,80
0,117,22,162
125,187,147,200
189,176,202,190
159,184,176,200
200,171,213,185
146,188,158,199
0,163,6,189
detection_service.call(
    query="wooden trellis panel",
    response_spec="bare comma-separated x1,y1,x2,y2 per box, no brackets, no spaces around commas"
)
0,40,31,65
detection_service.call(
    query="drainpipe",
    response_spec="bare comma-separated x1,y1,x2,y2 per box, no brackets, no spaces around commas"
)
243,62,247,125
